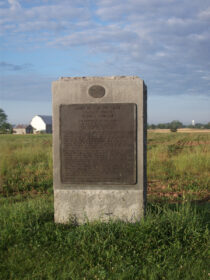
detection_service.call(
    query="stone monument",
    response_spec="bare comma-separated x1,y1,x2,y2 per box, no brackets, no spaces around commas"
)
52,76,147,223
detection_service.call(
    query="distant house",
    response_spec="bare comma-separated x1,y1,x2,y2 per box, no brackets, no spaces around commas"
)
30,115,52,134
13,124,34,134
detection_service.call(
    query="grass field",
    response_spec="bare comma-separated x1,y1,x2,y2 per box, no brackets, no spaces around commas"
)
0,133,209,279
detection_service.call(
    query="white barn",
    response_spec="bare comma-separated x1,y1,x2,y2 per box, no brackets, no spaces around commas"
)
30,115,52,134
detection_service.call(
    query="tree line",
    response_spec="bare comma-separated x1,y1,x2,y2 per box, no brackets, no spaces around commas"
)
148,120,210,131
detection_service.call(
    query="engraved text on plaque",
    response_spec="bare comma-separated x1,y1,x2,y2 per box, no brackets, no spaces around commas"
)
60,103,137,184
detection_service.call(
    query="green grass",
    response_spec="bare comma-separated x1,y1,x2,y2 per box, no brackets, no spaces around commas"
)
0,133,209,279
0,196,209,279
0,134,52,196
147,132,210,202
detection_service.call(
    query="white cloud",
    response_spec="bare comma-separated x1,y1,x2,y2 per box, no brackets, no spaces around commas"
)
0,0,210,100
155,52,168,57
0,1,91,35
52,25,138,47
8,0,21,11
188,32,209,41
167,17,191,26
202,75,210,81
199,7,210,20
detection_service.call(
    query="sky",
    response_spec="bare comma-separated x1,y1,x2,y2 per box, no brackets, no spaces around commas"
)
0,0,210,125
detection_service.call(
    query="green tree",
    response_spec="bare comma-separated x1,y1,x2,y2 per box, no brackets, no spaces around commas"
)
195,123,204,129
150,124,156,129
171,120,183,128
204,122,210,129
0,108,7,125
0,109,12,134
169,120,183,132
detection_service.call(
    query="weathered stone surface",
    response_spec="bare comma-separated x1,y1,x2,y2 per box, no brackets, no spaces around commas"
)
52,76,147,224
54,189,144,224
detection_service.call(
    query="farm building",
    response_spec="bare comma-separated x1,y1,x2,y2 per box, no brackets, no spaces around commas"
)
13,124,33,134
30,115,52,134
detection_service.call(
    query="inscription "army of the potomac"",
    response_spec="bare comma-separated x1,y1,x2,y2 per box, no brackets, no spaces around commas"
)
60,103,137,184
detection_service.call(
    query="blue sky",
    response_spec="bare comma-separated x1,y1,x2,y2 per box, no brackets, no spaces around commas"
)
0,0,210,124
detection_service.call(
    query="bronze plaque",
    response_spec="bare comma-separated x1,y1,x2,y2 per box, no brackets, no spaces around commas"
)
60,103,137,184
88,85,105,98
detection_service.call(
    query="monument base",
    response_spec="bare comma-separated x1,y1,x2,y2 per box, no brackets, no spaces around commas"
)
54,189,144,224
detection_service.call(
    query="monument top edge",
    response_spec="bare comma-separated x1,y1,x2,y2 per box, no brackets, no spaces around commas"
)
56,76,144,81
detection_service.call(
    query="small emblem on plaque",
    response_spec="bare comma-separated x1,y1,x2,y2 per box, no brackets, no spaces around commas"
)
88,85,105,98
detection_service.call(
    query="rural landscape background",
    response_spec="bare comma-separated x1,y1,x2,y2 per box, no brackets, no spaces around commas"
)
0,131,209,279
